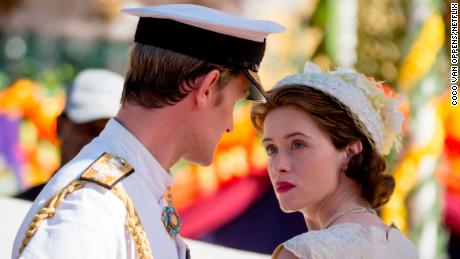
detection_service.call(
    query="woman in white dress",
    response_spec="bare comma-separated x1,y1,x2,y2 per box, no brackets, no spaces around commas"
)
250,62,418,259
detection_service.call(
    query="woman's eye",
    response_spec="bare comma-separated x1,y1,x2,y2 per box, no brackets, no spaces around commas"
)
292,140,306,150
265,145,277,155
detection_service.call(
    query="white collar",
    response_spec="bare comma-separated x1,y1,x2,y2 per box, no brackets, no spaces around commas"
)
97,118,173,200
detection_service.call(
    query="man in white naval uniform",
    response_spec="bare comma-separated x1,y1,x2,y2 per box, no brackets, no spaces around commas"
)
13,4,284,259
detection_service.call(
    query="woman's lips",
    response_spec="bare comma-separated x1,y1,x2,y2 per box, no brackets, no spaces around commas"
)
276,182,296,193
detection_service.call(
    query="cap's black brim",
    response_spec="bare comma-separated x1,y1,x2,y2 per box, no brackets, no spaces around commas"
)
242,69,266,103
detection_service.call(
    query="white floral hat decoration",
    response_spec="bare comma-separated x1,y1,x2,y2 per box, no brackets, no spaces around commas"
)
273,62,404,155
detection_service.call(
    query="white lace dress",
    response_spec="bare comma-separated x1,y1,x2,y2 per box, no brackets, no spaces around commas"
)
273,223,418,259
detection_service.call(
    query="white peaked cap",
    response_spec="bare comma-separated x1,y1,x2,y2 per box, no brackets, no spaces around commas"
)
121,4,285,42
121,4,285,102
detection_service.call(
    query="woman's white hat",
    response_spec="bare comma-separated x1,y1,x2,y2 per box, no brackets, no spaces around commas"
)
274,62,404,155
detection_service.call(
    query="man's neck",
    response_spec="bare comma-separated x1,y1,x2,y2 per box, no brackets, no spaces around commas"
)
116,104,188,170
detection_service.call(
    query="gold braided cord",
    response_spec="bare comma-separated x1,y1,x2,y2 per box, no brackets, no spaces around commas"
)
17,180,153,259
111,185,153,259
18,180,85,256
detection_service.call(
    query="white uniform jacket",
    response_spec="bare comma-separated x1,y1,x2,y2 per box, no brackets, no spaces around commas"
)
13,119,188,259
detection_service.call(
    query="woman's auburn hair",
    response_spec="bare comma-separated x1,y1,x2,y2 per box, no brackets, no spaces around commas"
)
250,84,395,209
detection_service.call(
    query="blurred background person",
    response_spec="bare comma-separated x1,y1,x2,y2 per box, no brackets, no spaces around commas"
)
15,68,124,201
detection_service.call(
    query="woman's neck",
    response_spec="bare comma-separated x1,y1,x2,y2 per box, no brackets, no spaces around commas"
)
301,179,369,230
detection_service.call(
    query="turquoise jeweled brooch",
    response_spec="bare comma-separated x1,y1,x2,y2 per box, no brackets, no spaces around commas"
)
161,187,182,237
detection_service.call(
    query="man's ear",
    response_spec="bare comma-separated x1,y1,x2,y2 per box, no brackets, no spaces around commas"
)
195,69,220,108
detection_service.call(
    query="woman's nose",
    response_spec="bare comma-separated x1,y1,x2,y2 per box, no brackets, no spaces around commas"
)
272,152,290,174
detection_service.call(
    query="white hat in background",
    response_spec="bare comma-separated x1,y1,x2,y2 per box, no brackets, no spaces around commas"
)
65,69,124,124
121,4,285,102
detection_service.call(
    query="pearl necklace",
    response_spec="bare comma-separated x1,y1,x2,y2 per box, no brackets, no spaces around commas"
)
321,207,376,230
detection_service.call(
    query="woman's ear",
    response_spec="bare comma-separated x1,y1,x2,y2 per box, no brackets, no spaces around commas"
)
195,69,220,108
345,140,363,161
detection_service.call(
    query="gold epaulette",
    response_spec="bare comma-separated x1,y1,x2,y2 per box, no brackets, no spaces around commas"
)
79,153,134,190
18,152,154,259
